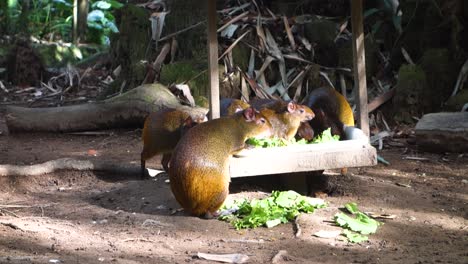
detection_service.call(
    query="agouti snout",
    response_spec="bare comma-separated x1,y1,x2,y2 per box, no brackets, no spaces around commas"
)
168,107,272,218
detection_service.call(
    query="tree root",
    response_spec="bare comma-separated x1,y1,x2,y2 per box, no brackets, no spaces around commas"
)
0,158,140,177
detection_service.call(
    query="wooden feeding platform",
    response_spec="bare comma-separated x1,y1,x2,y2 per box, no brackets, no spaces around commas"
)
230,127,377,178
205,0,377,178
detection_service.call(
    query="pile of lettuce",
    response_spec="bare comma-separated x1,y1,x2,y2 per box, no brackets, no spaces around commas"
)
246,128,340,148
219,191,326,229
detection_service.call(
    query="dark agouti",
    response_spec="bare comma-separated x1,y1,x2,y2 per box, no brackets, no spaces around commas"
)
140,108,205,178
253,100,315,141
298,87,354,140
168,107,272,217
220,98,251,116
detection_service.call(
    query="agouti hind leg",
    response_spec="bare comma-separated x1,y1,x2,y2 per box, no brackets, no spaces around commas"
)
140,158,147,179
161,153,172,172
200,188,228,219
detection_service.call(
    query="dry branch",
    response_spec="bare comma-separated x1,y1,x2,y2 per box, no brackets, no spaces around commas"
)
0,158,140,177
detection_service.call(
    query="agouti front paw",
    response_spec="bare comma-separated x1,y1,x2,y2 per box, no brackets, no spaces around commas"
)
202,211,220,219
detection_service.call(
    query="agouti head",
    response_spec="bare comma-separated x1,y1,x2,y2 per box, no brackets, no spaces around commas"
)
180,113,207,135
258,101,314,140
284,101,315,122
224,99,251,116
296,122,314,141
238,107,273,139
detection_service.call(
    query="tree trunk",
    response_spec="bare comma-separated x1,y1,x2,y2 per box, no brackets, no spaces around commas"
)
5,84,207,133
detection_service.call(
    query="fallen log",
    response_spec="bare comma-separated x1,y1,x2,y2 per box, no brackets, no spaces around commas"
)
415,112,468,153
5,83,208,133
0,158,139,177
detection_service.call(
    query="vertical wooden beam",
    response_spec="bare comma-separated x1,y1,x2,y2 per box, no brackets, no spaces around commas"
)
72,0,78,44
77,0,89,41
351,0,370,137
207,0,220,119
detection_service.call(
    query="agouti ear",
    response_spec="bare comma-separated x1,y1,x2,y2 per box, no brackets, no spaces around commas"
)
234,106,244,114
243,107,256,121
287,102,297,113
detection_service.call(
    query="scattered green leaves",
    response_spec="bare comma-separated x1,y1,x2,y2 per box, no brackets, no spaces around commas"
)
342,229,369,243
310,128,340,144
245,137,289,147
247,128,339,148
334,202,383,243
219,191,326,230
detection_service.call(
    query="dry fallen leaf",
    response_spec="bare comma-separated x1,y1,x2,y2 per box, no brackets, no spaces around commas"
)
313,230,341,239
197,252,249,264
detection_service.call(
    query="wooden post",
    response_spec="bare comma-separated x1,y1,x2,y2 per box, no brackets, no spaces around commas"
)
207,0,220,119
351,0,370,137
72,0,78,44
78,0,89,41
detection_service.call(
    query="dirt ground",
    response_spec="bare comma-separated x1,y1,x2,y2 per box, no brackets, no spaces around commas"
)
0,119,467,264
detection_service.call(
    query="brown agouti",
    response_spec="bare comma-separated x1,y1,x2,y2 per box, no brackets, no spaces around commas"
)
168,107,272,217
220,98,251,116
298,87,354,140
140,108,205,178
255,100,315,141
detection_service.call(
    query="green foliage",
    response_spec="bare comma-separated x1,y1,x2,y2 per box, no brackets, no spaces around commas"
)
160,61,209,97
219,191,326,229
6,0,121,44
334,202,383,243
87,0,122,44
246,128,340,148
310,128,340,143
393,64,427,123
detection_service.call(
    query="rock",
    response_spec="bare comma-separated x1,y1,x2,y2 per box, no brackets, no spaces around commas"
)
415,112,468,153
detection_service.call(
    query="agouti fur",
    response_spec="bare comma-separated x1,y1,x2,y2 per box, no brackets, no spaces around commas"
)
140,108,205,178
168,107,272,217
253,100,315,141
220,98,251,116
298,87,354,140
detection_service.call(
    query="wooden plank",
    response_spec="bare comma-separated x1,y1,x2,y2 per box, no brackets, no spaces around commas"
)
351,0,370,137
207,0,220,119
230,140,377,178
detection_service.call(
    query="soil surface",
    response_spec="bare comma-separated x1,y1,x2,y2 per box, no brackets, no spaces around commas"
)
0,120,467,264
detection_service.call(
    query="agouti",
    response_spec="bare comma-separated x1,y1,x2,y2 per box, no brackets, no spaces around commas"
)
298,87,354,140
140,108,205,178
168,107,272,217
220,98,251,116
253,99,315,141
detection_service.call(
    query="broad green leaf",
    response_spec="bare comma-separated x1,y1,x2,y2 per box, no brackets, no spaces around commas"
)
93,1,111,10
88,10,105,23
344,202,359,214
343,229,368,243
70,45,82,60
106,0,124,9
334,212,382,235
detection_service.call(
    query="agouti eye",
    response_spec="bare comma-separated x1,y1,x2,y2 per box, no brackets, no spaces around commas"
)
260,118,266,124
299,109,305,114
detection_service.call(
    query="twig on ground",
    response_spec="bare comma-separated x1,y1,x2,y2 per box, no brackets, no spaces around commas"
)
0,209,19,217
122,238,156,243
0,158,139,177
294,215,302,238
0,222,24,231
